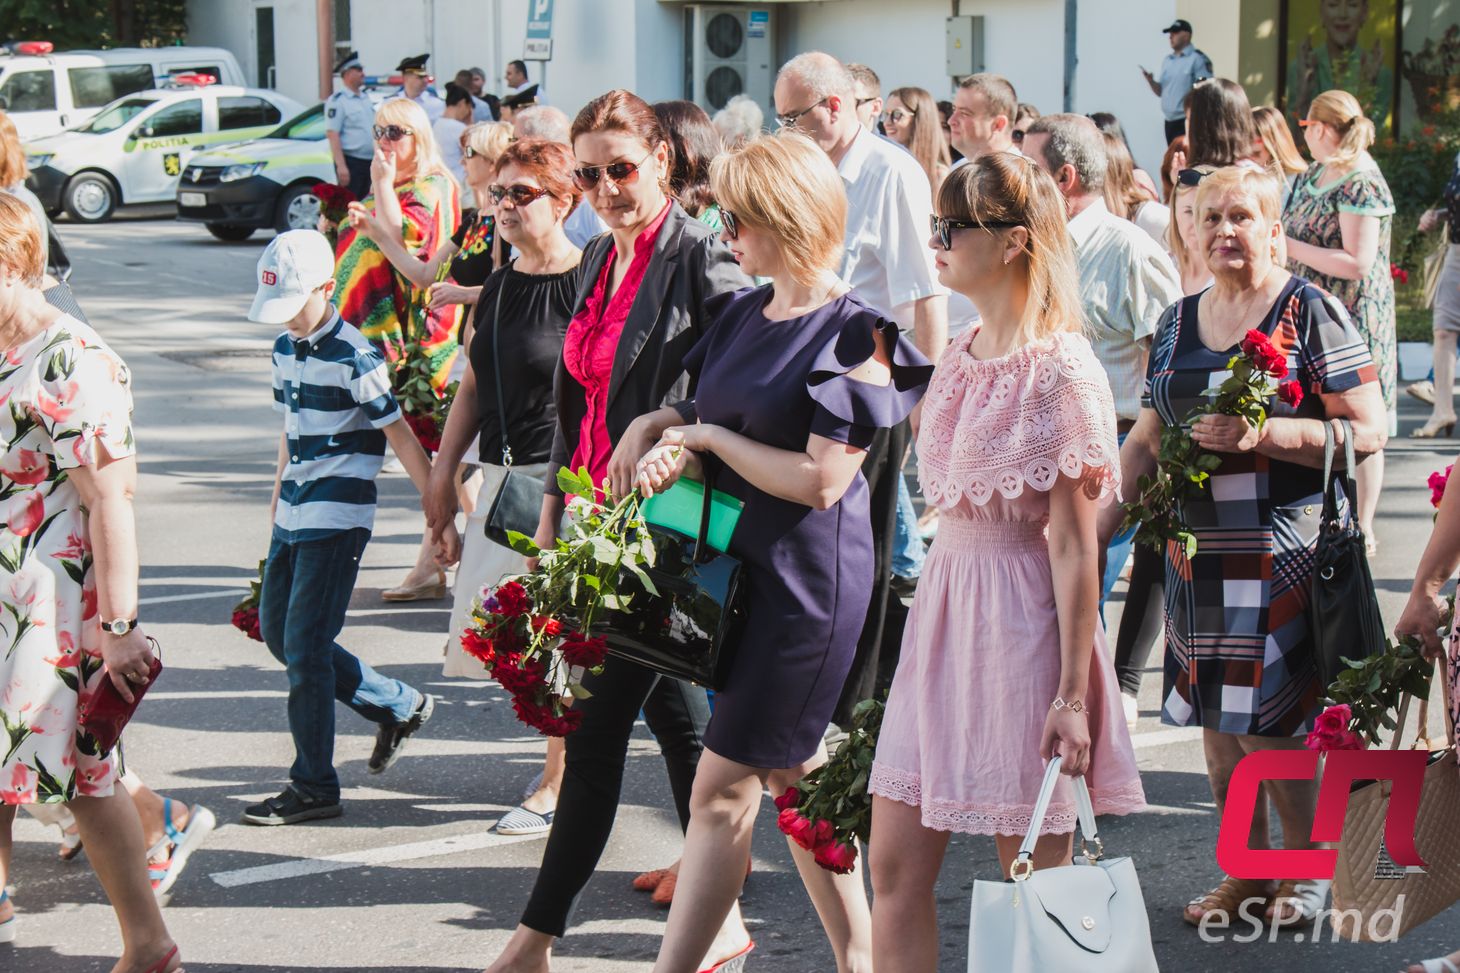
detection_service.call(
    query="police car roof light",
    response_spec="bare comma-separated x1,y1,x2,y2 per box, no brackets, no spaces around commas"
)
164,72,217,87
14,41,55,56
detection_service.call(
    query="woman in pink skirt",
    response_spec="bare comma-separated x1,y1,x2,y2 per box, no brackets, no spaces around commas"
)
867,152,1147,971
1395,449,1460,973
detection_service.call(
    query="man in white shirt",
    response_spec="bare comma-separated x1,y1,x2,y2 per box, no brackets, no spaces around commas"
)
846,63,883,134
1023,113,1182,612
433,84,473,202
504,60,548,105
513,105,609,248
948,73,1020,163
775,51,947,713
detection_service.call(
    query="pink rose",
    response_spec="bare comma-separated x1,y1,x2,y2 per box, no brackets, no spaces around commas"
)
813,839,859,875
1314,704,1353,736
777,808,817,850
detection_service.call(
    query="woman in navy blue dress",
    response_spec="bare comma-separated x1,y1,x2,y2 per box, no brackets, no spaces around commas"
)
633,133,932,973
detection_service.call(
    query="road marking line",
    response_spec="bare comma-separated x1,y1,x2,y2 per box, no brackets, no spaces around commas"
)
139,589,247,605
146,690,287,700
209,830,544,888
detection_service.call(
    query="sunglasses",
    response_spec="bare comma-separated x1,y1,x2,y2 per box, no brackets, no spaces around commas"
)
721,208,740,240
1012,129,1026,144
929,213,1021,251
1298,118,1319,128
776,97,829,129
571,151,652,190
488,183,551,206
462,144,481,158
372,124,413,142
1176,167,1210,187
881,108,915,125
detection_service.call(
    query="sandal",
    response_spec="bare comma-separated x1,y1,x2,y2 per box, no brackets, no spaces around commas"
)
148,799,217,899
1407,958,1460,973
57,823,84,862
1182,876,1274,927
1267,878,1330,928
0,889,15,944
141,943,184,973
632,867,672,892
698,941,754,973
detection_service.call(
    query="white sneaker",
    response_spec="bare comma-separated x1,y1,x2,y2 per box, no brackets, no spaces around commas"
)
1122,692,1139,727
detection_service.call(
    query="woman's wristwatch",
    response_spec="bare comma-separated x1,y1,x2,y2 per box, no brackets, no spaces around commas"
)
102,617,139,636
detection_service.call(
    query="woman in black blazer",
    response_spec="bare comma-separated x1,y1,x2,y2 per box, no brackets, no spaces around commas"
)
486,90,748,973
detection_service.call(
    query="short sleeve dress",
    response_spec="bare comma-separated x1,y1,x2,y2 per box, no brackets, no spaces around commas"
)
1145,276,1378,737
1,316,135,804
333,172,462,390
869,328,1147,836
682,286,932,769
1284,161,1396,432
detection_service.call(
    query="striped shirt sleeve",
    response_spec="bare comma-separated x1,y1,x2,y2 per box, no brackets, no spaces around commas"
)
1297,284,1377,393
271,339,287,414
350,348,403,428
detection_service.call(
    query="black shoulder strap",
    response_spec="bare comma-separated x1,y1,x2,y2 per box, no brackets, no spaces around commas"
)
488,277,511,466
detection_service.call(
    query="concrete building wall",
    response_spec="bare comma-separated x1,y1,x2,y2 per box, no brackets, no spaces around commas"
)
186,0,320,104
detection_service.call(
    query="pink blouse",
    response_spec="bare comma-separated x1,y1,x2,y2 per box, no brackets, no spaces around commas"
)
562,202,671,487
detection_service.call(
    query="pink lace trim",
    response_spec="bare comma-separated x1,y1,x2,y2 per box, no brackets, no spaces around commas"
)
868,762,1148,837
916,331,1121,510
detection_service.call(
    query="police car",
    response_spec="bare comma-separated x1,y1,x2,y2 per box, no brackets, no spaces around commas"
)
24,78,303,224
175,103,336,241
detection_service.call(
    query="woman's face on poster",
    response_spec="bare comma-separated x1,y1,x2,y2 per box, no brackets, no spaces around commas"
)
1320,0,1367,48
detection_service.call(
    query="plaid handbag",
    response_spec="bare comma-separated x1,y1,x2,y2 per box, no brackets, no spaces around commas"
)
1330,671,1460,941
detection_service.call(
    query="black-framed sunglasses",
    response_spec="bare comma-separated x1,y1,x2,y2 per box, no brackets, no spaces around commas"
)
881,108,915,125
1012,129,1026,144
488,183,551,206
930,213,1021,251
372,124,413,142
571,151,652,190
776,97,829,129
721,208,740,240
1176,167,1209,187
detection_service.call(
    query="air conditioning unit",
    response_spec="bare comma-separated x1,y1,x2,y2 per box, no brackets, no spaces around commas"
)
684,5,774,113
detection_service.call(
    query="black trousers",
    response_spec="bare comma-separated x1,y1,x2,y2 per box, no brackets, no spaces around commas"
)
520,659,709,937
833,419,910,725
344,155,373,201
1113,542,1165,697
1164,117,1186,147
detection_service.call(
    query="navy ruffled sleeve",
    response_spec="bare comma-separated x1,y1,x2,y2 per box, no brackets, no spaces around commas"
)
806,306,933,448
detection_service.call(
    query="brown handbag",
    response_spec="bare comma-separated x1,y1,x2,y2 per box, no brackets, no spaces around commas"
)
1330,667,1460,941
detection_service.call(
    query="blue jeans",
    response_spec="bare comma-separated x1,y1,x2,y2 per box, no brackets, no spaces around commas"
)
260,528,421,802
892,474,924,579
1100,431,1136,621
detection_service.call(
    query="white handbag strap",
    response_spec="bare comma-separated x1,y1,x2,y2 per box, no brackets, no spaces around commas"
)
1011,755,1103,880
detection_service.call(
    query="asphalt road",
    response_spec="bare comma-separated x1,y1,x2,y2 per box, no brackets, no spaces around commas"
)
6,212,1459,973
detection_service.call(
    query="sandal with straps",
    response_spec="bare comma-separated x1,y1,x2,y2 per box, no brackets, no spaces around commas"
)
141,943,183,973
0,889,15,944
147,799,216,899
1182,876,1274,927
1267,878,1331,928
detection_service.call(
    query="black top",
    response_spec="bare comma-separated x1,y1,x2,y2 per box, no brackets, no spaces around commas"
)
449,210,497,288
471,262,578,466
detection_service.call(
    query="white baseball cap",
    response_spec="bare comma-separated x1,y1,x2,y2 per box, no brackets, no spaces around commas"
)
248,230,337,325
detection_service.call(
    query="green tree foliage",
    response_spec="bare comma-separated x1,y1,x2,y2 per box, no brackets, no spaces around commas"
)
0,0,187,49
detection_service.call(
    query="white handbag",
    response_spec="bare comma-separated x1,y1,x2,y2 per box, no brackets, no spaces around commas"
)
967,756,1159,973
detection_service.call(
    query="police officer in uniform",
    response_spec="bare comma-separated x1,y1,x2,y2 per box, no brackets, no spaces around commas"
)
396,54,444,123
325,51,376,199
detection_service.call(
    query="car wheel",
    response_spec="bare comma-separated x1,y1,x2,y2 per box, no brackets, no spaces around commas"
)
206,223,256,242
63,173,118,223
274,183,321,233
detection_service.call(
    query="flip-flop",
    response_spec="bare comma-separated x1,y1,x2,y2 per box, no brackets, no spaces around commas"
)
493,805,553,836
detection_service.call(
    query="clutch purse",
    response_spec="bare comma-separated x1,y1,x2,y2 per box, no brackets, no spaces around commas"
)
78,637,163,753
597,470,746,690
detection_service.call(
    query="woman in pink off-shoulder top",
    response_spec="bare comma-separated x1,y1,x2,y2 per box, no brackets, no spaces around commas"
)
867,153,1146,971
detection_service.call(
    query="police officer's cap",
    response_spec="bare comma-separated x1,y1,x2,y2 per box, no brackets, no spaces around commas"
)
334,50,362,73
397,53,430,75
499,84,539,109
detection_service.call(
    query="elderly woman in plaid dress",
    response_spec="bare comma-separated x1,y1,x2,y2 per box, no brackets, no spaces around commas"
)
1100,165,1387,931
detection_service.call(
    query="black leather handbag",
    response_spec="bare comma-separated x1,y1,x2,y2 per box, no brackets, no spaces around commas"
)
482,281,547,548
597,465,746,691
1310,418,1386,692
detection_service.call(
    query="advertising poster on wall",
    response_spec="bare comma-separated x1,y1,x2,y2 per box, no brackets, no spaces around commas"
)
1399,0,1460,132
1283,0,1398,132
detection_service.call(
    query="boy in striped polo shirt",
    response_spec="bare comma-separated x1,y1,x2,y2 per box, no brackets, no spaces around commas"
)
243,230,459,826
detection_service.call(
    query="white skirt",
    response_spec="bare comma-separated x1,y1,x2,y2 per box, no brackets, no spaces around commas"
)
443,461,548,678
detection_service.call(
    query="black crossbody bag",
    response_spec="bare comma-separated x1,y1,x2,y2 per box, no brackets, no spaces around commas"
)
483,281,548,547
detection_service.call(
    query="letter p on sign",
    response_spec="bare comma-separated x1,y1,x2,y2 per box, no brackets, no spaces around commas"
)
1216,749,1430,879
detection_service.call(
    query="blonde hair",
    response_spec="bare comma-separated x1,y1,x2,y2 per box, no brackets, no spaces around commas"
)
936,152,1085,343
1307,90,1375,169
887,87,950,193
0,112,26,187
374,98,454,184
1252,106,1307,176
0,192,45,285
464,121,515,167
710,131,846,287
1193,164,1285,269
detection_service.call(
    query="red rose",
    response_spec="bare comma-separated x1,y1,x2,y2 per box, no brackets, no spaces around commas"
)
1241,330,1274,360
813,839,858,875
493,581,531,617
1261,351,1289,379
231,607,262,642
461,629,497,666
777,808,817,850
493,650,548,697
810,818,835,849
1278,381,1304,408
774,787,801,812
560,632,609,669
529,615,564,638
1314,703,1352,736
1430,465,1453,509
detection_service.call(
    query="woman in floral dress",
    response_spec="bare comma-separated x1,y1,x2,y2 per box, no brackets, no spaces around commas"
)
1284,89,1396,548
336,97,462,601
867,153,1146,971
0,194,182,969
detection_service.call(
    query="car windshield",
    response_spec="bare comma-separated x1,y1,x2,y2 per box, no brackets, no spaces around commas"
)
81,97,157,134
270,104,325,141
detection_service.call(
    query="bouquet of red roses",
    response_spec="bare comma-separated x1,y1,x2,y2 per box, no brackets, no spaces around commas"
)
459,467,658,736
311,182,356,248
389,334,455,454
1121,329,1305,557
775,698,882,874
230,559,264,642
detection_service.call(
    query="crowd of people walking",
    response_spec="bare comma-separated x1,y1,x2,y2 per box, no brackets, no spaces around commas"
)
1,20,1458,973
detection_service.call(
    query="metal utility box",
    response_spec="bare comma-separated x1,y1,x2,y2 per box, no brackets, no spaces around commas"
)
946,15,985,77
